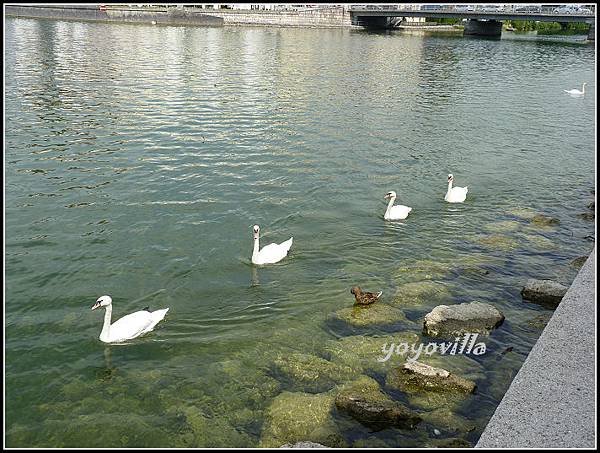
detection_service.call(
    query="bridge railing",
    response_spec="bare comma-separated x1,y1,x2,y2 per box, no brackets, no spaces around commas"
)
349,4,595,16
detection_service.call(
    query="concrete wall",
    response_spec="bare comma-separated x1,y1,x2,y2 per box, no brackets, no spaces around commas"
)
5,5,223,27
476,248,596,448
160,6,354,28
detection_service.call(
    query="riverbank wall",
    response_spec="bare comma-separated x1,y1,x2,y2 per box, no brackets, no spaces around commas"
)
5,5,223,27
476,248,596,448
5,5,430,30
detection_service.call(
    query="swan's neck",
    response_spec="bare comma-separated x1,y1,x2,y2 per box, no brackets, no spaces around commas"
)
447,180,453,195
252,237,260,262
100,305,112,341
385,196,396,217
582,84,586,94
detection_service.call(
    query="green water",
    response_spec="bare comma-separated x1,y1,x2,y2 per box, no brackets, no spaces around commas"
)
5,18,595,447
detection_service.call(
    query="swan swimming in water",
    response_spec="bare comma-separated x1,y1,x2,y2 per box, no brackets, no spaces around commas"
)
251,225,293,265
564,83,586,96
383,191,412,220
444,174,468,203
91,295,169,343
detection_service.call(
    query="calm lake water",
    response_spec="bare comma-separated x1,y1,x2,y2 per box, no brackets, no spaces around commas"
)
5,18,595,448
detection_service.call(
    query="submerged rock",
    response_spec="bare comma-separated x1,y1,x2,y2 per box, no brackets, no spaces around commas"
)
421,407,476,435
525,312,553,330
530,214,560,228
273,353,356,393
392,281,452,307
469,233,519,252
570,255,589,269
483,220,521,233
323,332,420,374
507,206,538,220
334,376,421,429
393,259,453,283
330,303,407,327
280,441,328,448
517,232,556,250
577,211,595,221
423,301,505,337
259,391,344,448
521,279,568,308
425,437,472,448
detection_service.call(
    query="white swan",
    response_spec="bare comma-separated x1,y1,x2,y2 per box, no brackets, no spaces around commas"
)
444,174,468,203
91,295,169,343
383,191,412,220
564,83,586,96
251,224,293,265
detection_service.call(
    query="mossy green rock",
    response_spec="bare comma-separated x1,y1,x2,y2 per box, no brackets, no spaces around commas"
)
335,376,421,429
392,281,452,307
386,361,476,394
273,353,356,393
421,407,476,434
469,233,519,252
507,206,538,220
331,303,407,327
483,220,521,233
517,232,556,250
386,361,477,411
259,391,344,448
393,259,453,283
426,437,472,448
530,214,560,228
570,255,589,268
323,332,420,374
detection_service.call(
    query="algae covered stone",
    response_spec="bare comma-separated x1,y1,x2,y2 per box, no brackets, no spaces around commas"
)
423,301,505,337
386,361,476,394
334,375,421,429
483,220,521,233
421,407,476,435
530,214,560,228
259,391,344,448
330,303,407,328
392,281,452,307
469,233,519,252
393,259,453,283
273,352,356,393
385,360,477,410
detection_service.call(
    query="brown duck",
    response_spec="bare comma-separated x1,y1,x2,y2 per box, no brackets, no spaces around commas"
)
351,286,382,306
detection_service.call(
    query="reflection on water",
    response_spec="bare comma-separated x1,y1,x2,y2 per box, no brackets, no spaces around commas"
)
5,17,595,447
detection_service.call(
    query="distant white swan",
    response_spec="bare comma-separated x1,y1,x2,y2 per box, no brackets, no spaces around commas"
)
564,82,586,96
91,295,169,343
445,174,468,203
251,225,293,265
384,191,412,220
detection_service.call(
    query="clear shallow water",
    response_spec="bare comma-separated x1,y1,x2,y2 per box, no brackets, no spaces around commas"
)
5,18,595,447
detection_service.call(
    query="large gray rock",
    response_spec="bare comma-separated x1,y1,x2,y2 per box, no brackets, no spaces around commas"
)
423,302,504,337
521,279,568,308
334,376,421,429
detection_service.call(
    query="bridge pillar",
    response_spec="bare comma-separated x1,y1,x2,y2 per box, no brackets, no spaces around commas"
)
464,19,502,37
588,22,595,41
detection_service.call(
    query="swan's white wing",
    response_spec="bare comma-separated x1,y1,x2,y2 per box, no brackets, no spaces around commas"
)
108,310,155,342
389,205,412,220
140,308,169,334
256,237,293,264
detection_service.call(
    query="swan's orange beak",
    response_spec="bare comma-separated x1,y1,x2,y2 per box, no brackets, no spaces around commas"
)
91,301,101,310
